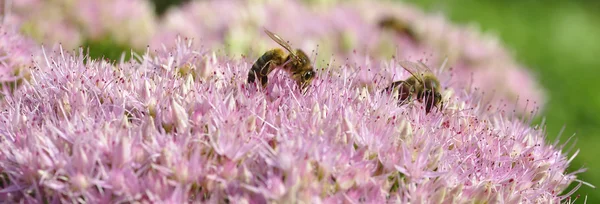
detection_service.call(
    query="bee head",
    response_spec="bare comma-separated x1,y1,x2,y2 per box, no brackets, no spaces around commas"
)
292,70,314,89
288,49,316,89
297,70,314,90
302,70,315,80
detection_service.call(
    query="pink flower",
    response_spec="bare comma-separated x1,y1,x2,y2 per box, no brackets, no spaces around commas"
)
0,37,586,203
150,0,545,116
73,0,157,49
6,0,545,116
5,0,157,50
5,0,84,49
0,23,38,94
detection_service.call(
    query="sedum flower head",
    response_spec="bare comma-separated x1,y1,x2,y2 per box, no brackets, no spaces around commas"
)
73,0,158,50
5,0,157,50
0,23,39,94
0,38,585,203
4,0,84,49
151,0,545,116
6,0,545,116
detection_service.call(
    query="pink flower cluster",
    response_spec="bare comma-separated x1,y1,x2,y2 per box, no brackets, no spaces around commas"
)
151,0,545,116
4,0,545,116
0,23,39,94
4,0,156,50
0,0,589,203
0,36,585,202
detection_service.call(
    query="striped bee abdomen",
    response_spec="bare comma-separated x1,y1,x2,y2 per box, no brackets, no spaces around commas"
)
248,48,286,87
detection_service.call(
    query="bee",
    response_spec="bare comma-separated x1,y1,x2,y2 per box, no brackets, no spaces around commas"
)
378,15,417,40
383,60,444,114
247,29,316,90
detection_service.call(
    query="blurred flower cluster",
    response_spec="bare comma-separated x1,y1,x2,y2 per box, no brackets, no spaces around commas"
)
4,0,157,50
0,22,39,94
0,0,587,203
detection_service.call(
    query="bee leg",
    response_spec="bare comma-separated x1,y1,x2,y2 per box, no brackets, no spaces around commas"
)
260,75,269,88
422,90,442,114
382,81,403,93
248,60,274,87
383,80,414,105
425,98,434,114
247,49,286,88
247,70,257,84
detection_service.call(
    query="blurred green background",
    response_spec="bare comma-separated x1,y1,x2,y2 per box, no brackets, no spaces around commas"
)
90,0,598,201
403,0,599,201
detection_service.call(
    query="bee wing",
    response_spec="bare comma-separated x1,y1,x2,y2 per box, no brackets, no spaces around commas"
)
398,60,426,83
416,61,435,74
264,29,299,59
